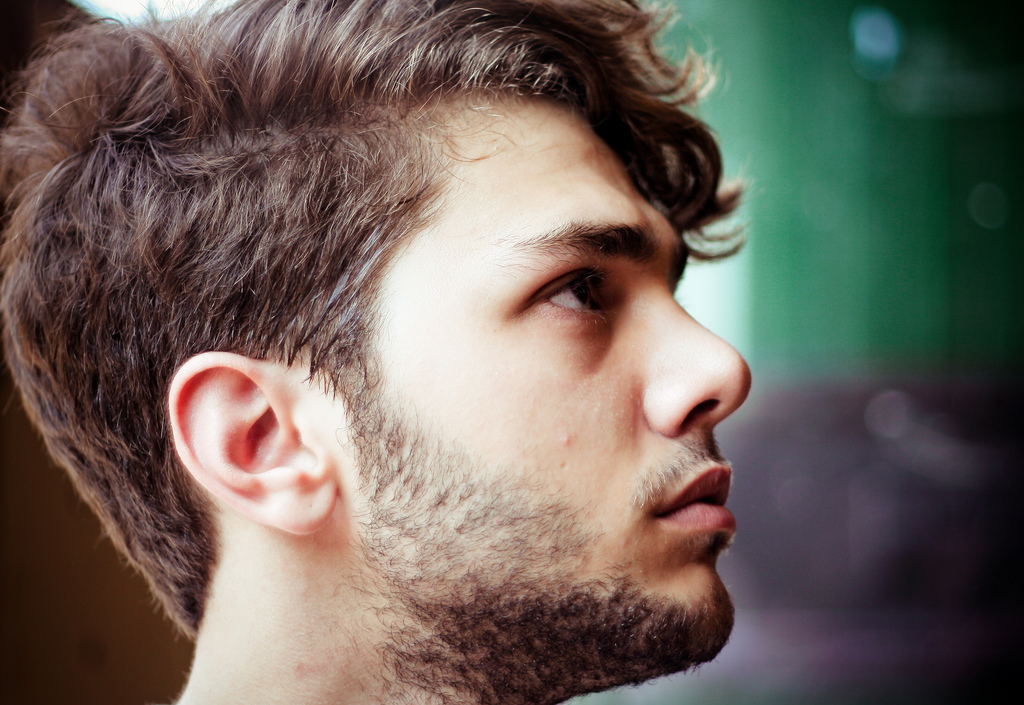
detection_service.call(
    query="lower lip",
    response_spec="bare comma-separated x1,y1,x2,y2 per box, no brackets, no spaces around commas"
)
660,503,736,534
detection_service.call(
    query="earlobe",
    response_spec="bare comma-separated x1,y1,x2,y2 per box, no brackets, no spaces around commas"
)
168,352,339,535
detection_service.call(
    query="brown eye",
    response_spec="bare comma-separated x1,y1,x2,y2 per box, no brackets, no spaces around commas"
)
549,270,604,312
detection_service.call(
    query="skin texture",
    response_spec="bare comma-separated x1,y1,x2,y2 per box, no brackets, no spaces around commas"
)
169,99,751,705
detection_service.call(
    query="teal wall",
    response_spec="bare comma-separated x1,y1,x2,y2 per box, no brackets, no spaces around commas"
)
670,0,1022,375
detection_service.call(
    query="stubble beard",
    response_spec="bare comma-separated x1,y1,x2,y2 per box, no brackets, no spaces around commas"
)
346,382,734,705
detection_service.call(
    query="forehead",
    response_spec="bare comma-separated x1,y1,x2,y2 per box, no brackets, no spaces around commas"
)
439,98,634,195
409,99,676,265
434,99,655,236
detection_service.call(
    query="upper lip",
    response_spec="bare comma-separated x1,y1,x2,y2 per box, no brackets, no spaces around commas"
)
655,465,732,517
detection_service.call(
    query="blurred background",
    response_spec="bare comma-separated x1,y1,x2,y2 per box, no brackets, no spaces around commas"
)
1,1,1021,704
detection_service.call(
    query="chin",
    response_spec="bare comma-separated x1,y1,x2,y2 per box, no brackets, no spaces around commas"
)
383,569,735,705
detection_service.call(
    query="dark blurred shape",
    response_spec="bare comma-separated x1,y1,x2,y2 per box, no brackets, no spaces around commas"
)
707,376,1024,703
727,378,1024,611
967,182,1009,230
0,3,193,705
0,0,76,84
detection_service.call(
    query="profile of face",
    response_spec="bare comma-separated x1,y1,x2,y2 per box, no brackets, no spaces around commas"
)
336,100,752,704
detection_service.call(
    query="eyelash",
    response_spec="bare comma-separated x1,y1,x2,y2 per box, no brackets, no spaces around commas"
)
549,268,606,313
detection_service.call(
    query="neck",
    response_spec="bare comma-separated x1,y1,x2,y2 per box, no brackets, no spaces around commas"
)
175,521,458,705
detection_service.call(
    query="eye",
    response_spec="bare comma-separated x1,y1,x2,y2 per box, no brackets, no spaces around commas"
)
549,269,605,312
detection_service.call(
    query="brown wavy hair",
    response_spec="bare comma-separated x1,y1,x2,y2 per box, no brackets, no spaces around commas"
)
0,0,740,635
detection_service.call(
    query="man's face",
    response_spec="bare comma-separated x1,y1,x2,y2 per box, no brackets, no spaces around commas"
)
339,99,751,703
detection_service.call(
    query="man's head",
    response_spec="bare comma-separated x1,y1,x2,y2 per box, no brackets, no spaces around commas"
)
1,0,747,701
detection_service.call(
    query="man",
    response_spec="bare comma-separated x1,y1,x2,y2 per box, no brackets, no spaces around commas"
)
0,0,750,703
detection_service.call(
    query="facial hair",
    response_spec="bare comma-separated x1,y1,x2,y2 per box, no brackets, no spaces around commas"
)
345,385,734,705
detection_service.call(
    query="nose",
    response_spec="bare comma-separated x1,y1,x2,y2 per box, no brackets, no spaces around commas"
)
642,301,751,439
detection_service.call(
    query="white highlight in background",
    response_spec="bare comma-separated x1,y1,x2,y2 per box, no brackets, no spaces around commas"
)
675,245,752,360
71,0,233,22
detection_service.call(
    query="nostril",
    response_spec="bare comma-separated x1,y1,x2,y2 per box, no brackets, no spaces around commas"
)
681,398,719,433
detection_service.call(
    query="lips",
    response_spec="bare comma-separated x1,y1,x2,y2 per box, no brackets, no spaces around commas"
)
656,465,732,515
656,465,735,533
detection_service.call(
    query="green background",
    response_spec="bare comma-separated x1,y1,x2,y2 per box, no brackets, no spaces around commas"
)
674,0,1021,377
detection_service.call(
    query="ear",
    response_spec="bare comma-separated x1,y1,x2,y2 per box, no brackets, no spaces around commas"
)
168,352,339,535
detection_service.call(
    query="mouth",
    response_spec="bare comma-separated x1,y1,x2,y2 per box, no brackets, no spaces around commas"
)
655,465,735,535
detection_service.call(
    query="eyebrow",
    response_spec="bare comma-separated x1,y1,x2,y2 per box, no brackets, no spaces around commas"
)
506,220,688,285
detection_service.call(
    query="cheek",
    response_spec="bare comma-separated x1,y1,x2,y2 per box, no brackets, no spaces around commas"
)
395,340,637,467
481,373,642,520
378,277,642,483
